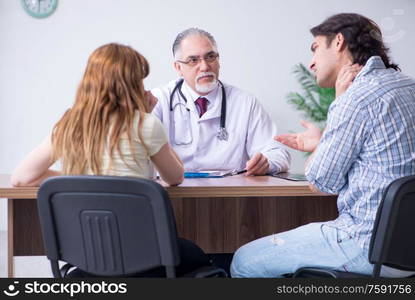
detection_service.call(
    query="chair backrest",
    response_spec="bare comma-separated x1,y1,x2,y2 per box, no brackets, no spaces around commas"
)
37,175,180,277
369,175,415,275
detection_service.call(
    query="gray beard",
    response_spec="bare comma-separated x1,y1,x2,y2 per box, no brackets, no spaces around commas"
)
195,79,218,94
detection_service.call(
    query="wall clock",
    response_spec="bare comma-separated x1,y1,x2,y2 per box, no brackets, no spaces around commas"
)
21,0,58,19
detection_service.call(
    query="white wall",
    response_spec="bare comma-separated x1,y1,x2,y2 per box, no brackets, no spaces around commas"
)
1,0,414,230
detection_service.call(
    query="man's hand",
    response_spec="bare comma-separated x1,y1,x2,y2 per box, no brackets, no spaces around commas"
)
246,153,269,176
335,63,362,98
145,91,158,113
274,120,322,152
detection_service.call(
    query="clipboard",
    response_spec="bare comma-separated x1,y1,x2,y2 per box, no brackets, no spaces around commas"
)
184,170,247,178
271,172,307,181
184,171,228,178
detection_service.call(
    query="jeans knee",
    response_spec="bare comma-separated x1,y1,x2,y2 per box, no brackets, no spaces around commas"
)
230,249,241,277
230,246,252,278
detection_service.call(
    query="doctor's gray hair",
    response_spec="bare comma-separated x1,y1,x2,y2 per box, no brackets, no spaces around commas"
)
172,28,217,60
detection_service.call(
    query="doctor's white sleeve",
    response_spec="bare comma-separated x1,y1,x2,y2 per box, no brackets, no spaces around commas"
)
246,99,291,174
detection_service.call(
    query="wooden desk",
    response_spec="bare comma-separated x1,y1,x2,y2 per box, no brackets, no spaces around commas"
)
0,174,338,277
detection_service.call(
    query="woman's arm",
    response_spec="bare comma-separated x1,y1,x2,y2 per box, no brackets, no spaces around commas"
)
11,135,60,187
150,143,184,186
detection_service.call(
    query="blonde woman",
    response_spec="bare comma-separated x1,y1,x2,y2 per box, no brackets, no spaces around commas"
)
11,43,183,186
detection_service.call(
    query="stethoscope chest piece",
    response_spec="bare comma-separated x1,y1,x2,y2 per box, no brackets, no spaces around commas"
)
217,127,228,141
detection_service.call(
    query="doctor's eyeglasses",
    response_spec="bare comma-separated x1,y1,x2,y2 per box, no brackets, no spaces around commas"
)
177,52,219,67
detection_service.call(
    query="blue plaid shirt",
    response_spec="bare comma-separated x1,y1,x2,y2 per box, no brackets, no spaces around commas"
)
306,56,415,254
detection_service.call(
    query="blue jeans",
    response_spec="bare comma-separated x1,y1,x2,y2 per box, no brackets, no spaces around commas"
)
230,222,373,278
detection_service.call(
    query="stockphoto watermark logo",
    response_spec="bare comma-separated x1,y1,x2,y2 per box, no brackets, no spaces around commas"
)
371,9,406,43
2,280,127,297
3,281,20,297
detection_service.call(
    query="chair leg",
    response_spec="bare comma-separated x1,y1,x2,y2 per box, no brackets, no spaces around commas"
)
372,263,381,277
165,266,176,278
50,260,62,278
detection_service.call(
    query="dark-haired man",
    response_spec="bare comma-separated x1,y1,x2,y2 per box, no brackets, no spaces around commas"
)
231,13,415,277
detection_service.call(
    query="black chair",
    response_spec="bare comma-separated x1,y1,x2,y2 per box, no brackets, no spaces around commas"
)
294,175,415,278
37,175,227,278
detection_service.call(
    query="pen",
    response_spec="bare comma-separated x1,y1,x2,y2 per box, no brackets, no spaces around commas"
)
234,169,247,175
223,169,247,177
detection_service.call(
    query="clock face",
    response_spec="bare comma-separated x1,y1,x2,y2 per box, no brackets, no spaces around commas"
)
21,0,58,18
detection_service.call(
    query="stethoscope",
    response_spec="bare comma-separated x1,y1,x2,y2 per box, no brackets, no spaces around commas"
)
169,78,228,145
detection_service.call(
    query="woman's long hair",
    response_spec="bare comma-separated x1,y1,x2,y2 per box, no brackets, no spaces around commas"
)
52,43,151,174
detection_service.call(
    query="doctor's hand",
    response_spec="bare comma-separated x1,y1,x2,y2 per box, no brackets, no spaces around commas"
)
335,63,362,98
274,120,322,153
246,153,269,176
145,91,158,113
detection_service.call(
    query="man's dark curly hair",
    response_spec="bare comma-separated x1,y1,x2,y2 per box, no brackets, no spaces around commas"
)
311,13,399,70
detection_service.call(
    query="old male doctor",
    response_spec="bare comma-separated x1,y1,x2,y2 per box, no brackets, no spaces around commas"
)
152,28,290,175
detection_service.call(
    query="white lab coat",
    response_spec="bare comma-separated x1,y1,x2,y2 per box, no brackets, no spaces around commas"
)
152,79,290,173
